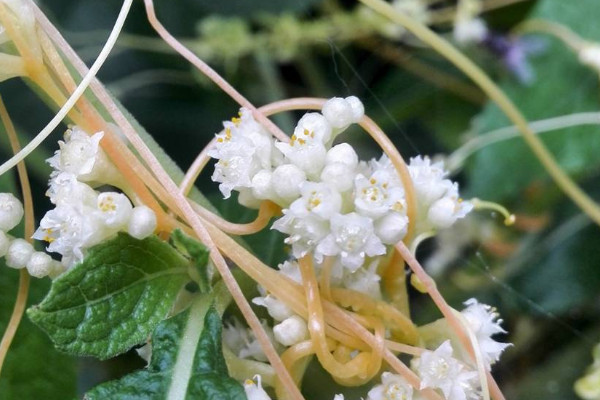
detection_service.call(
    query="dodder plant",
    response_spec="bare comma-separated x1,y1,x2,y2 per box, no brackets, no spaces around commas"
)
3,0,600,399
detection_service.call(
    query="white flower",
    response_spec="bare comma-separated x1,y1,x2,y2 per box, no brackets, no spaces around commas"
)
342,260,382,299
454,18,487,45
244,375,272,400
320,162,356,193
222,318,273,362
367,371,413,400
462,298,511,369
354,169,406,219
251,169,276,201
294,182,343,220
5,238,33,269
275,113,331,179
33,203,105,266
0,192,23,231
417,340,478,400
46,172,98,206
427,195,473,230
97,192,133,229
408,156,449,206
127,206,157,240
209,108,275,198
316,213,385,271
273,315,308,347
272,211,329,259
277,260,303,284
253,293,294,322
48,128,116,183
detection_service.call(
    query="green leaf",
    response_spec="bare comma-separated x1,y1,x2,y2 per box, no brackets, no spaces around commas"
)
84,290,243,400
467,0,600,201
27,233,191,360
170,229,211,293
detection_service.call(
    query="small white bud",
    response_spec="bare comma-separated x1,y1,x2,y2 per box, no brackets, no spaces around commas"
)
0,230,10,257
26,251,54,278
253,294,294,322
454,18,488,45
325,143,358,168
48,259,67,279
6,238,34,269
345,96,364,122
273,315,308,346
271,164,306,203
320,162,355,192
251,169,275,200
293,112,332,143
0,193,24,231
322,97,355,129
374,212,409,244
127,206,157,239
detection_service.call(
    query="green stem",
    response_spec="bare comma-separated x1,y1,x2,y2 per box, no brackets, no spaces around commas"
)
358,0,600,227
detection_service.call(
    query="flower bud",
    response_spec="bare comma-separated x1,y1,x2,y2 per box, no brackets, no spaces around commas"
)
273,315,308,346
0,193,24,231
271,164,306,203
325,143,358,168
26,251,54,278
6,238,33,269
128,206,157,239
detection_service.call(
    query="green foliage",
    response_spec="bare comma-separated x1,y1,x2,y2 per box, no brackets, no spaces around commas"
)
170,229,211,293
468,0,600,201
28,233,191,360
84,304,244,400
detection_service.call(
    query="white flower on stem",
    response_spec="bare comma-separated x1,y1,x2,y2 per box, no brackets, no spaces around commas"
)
244,375,272,400
273,315,308,347
294,182,343,220
273,211,329,259
253,292,294,322
316,212,385,271
417,340,479,400
5,238,33,269
0,192,23,231
209,108,275,198
342,260,382,299
275,113,331,179
97,192,133,229
48,128,117,184
367,371,413,400
354,169,406,219
428,196,473,230
222,318,273,362
277,260,303,284
127,206,157,240
462,298,511,369
322,96,364,129
46,172,98,207
33,204,105,266
408,156,449,206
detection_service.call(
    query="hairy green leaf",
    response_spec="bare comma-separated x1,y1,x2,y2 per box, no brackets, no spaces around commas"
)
467,0,600,201
84,292,243,400
27,233,190,360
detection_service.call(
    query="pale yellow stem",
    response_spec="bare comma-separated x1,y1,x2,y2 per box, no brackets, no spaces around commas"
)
0,97,33,378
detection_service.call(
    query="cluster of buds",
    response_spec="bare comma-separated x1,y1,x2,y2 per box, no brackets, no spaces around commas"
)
32,127,157,270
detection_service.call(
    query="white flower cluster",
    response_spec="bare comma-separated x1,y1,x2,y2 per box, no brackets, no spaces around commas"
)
0,193,62,278
366,298,509,400
32,126,157,270
210,98,472,275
